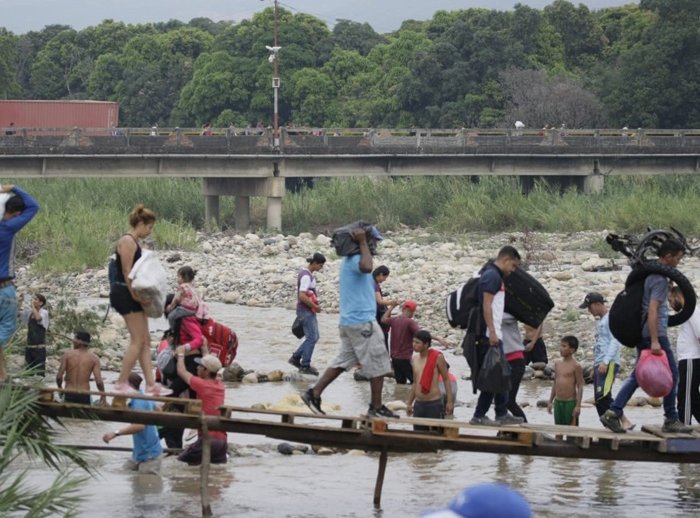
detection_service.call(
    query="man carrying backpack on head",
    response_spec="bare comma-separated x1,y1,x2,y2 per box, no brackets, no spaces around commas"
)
470,246,524,426
601,239,692,434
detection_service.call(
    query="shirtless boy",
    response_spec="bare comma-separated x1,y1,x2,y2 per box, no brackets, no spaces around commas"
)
56,330,106,405
547,336,584,426
406,330,454,430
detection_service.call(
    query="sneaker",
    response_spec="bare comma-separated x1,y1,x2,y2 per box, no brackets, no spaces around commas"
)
299,365,319,376
112,381,137,395
301,388,325,415
496,414,524,426
470,416,495,426
145,383,173,397
367,405,399,419
662,418,693,434
600,409,626,433
288,355,301,369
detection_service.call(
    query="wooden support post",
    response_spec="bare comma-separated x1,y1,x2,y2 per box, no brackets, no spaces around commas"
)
373,448,389,509
200,419,213,517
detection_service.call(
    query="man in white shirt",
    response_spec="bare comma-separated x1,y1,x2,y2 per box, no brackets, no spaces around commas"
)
669,286,700,425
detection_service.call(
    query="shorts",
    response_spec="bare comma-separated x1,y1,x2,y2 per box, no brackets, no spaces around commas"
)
177,437,228,465
330,321,391,379
0,285,18,348
110,283,143,316
64,392,92,405
553,399,578,426
413,398,445,432
391,358,413,384
124,456,162,475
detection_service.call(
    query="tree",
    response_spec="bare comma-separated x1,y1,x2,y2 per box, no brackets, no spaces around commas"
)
332,20,385,55
0,29,22,98
500,67,606,128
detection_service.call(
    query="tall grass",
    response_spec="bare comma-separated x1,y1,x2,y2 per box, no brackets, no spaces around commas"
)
6,175,700,273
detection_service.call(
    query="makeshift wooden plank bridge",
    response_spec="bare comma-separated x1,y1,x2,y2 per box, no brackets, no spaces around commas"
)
30,387,700,514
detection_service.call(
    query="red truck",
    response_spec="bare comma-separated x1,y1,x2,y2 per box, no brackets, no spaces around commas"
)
0,100,119,136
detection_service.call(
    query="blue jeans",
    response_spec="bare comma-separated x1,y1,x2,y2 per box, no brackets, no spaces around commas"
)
611,336,679,420
0,285,17,349
473,340,509,418
293,312,319,367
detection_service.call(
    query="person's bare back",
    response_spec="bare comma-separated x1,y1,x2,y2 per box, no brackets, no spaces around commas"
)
58,349,102,392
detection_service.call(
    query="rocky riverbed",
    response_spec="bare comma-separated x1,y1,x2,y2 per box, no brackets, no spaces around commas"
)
11,228,700,380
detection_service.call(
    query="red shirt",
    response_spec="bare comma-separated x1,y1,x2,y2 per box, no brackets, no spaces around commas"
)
179,316,204,351
384,316,420,360
189,375,227,440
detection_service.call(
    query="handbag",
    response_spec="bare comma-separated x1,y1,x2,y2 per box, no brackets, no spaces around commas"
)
292,316,305,339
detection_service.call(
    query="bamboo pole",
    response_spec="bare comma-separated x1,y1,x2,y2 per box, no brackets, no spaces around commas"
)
200,420,213,517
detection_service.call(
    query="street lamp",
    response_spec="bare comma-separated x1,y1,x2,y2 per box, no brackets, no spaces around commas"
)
263,0,281,149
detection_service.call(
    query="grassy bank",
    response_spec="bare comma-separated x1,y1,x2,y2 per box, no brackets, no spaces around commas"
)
5,175,700,273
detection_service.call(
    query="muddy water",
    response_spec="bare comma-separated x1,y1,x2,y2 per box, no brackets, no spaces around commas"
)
23,303,700,517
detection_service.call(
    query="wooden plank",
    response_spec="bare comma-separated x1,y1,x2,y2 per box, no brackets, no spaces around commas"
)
219,405,362,423
642,425,700,454
370,428,532,449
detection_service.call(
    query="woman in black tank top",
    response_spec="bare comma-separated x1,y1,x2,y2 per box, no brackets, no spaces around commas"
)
111,204,171,397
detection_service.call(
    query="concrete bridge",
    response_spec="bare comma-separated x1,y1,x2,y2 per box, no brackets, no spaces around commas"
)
2,126,700,229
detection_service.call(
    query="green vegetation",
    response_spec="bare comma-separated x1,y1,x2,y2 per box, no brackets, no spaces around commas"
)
8,175,700,274
2,1,700,129
5,178,199,273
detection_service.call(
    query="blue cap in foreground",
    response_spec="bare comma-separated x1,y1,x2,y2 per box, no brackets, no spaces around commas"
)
422,483,532,518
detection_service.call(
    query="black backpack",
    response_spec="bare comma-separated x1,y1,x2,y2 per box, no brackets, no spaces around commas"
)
331,221,380,256
445,275,481,330
609,280,646,348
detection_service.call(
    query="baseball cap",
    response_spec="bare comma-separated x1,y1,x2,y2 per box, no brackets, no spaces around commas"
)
403,300,418,312
195,354,223,373
422,483,532,518
307,252,327,264
579,292,606,309
74,330,91,345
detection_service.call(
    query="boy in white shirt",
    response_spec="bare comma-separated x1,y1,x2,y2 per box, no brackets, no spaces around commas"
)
669,286,700,425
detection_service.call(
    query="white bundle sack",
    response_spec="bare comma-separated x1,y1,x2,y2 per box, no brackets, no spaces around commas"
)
0,193,12,215
129,249,168,318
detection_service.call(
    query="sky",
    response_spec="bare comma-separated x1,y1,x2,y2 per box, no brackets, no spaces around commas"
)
2,0,637,35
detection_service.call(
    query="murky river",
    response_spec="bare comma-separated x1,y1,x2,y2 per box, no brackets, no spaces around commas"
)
21,303,700,517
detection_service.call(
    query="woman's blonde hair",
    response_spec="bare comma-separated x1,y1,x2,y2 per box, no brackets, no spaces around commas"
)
128,204,156,227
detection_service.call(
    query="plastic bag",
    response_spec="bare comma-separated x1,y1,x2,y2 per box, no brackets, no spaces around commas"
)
129,250,168,318
292,316,305,339
476,346,511,394
156,344,176,378
636,349,673,398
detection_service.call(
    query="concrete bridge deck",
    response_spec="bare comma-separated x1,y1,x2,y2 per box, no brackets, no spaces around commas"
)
2,127,700,229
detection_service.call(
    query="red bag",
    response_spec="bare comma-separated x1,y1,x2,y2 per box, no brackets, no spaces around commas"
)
636,349,673,398
201,318,238,367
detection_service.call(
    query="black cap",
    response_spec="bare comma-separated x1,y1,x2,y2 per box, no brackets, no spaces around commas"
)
579,292,606,309
307,252,326,264
74,330,91,345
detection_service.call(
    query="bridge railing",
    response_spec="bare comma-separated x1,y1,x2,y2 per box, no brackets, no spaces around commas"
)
2,127,700,154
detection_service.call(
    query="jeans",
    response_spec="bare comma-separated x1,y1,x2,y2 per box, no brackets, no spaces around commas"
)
611,336,679,420
0,285,17,348
293,312,319,367
474,340,509,418
506,357,527,421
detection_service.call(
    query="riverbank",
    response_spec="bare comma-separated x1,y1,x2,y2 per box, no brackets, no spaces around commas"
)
12,227,700,377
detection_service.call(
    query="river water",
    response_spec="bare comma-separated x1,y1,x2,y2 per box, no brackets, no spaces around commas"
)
22,302,700,517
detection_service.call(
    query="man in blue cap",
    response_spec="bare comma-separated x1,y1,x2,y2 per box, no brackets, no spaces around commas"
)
422,483,532,518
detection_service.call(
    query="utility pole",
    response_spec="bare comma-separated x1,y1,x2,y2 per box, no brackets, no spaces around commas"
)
270,0,280,149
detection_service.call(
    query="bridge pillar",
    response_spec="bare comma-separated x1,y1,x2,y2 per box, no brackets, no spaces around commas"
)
204,194,220,226
234,196,250,231
266,196,282,231
583,174,604,194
